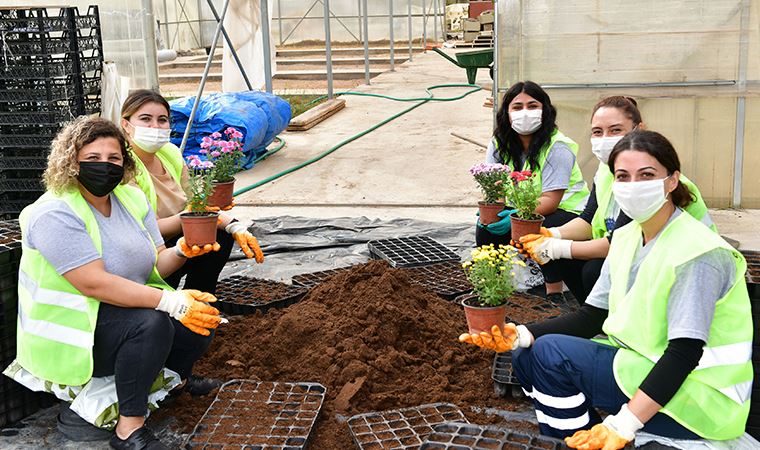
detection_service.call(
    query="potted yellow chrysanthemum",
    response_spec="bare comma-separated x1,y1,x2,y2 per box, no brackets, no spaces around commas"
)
460,244,525,334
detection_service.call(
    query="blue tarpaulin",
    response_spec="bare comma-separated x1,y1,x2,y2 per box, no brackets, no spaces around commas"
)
169,91,292,169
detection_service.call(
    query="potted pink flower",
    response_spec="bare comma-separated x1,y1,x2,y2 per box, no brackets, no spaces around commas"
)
180,155,218,246
470,162,510,225
503,170,543,243
200,127,245,209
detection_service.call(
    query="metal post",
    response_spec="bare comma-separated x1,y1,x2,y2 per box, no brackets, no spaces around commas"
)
323,0,334,98
422,0,427,50
407,0,412,61
357,0,363,42
492,0,498,128
277,0,283,45
206,0,252,91
141,0,160,91
197,0,203,46
733,0,750,208
362,0,370,84
389,0,394,71
162,0,170,48
433,0,438,45
261,0,274,93
179,0,230,154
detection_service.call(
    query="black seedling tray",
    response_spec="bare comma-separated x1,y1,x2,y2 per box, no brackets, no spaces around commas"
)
503,292,566,325
492,352,524,398
348,403,468,449
421,422,568,450
0,55,101,79
401,261,472,300
0,158,48,172
0,7,100,33
214,275,308,315
184,379,326,450
290,265,356,289
0,76,100,102
0,32,100,56
368,236,460,268
0,221,22,260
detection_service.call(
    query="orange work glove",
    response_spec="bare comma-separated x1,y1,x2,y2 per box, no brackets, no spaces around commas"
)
458,323,531,353
175,237,221,258
565,404,642,450
205,200,235,212
225,221,264,263
156,289,222,336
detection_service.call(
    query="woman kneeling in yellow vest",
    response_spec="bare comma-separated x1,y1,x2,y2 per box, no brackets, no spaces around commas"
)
3,117,223,449
461,130,752,447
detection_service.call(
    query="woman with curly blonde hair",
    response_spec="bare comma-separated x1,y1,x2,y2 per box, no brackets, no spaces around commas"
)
6,116,223,449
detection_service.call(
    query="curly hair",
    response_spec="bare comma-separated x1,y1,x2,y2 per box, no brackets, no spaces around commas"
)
44,116,136,194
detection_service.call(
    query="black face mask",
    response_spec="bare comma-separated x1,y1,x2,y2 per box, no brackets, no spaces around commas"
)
77,162,125,197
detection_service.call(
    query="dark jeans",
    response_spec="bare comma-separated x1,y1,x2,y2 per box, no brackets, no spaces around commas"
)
512,334,699,440
92,303,213,416
542,258,605,305
163,228,234,295
475,208,579,284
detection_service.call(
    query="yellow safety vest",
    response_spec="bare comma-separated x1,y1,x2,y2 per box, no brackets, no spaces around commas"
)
130,143,185,213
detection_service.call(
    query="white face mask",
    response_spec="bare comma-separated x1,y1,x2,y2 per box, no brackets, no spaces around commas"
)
129,124,171,153
590,136,623,164
509,109,542,135
612,176,671,223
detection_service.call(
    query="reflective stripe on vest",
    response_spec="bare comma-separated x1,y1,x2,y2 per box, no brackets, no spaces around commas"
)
16,184,171,386
590,164,716,239
131,143,185,213
603,212,752,440
494,130,589,213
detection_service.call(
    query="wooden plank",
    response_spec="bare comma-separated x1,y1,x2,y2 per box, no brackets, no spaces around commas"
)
287,98,346,132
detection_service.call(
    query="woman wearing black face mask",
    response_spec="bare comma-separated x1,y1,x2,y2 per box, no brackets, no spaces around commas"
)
5,117,224,449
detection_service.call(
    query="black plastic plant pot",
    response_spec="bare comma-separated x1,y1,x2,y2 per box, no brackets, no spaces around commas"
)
492,352,524,399
347,403,467,449
183,379,326,450
290,266,356,289
367,236,460,268
401,261,472,300
421,422,569,450
214,275,308,316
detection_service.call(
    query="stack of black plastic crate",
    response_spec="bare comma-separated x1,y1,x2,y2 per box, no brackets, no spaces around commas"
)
0,6,103,219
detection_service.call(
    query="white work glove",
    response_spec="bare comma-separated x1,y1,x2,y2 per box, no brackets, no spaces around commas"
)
603,404,645,442
522,237,573,265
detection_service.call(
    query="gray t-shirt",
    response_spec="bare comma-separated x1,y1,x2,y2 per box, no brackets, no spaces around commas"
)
586,209,736,342
25,193,165,284
486,138,575,193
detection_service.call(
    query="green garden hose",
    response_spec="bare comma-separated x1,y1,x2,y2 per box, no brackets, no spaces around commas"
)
233,83,483,197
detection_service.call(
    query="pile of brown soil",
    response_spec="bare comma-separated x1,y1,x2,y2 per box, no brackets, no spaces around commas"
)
164,261,527,448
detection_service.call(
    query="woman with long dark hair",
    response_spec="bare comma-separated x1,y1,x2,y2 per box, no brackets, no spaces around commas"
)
478,81,589,303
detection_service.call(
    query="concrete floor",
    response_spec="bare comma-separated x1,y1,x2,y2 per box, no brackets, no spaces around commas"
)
226,48,760,251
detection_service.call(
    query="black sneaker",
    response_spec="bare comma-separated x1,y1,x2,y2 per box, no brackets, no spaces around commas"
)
57,402,113,442
546,292,568,307
184,374,223,396
109,426,167,450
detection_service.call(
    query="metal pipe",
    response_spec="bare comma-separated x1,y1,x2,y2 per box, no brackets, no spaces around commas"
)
407,0,412,61
498,80,737,91
162,0,170,49
422,0,427,49
277,0,283,45
197,0,203,46
324,0,334,98
389,0,394,71
261,0,274,93
362,0,370,84
141,0,160,91
206,0,253,91
733,0,751,208
179,0,230,154
357,0,363,42
433,0,438,44
492,0,498,129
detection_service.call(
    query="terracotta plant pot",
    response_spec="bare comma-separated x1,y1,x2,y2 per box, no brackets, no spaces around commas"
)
461,294,508,334
478,201,505,225
510,213,544,244
180,212,219,246
208,178,235,209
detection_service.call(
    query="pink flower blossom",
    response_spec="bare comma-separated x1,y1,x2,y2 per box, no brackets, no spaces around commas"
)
210,151,221,157
210,132,222,139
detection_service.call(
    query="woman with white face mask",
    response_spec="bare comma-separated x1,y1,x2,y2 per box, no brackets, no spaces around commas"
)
479,81,590,304
120,90,265,298
461,130,752,448
519,97,713,304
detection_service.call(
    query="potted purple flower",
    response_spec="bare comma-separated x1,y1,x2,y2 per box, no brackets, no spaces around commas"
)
180,155,218,246
200,127,245,210
470,162,510,225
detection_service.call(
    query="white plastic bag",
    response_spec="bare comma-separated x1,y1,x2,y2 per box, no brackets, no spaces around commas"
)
512,256,545,291
101,62,130,124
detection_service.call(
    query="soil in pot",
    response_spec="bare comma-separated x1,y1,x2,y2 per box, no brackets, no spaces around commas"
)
207,179,235,209
153,261,528,449
180,212,219,246
478,201,505,226
510,213,544,244
461,294,508,334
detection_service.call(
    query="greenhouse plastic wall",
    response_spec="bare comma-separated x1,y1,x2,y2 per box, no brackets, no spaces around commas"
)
496,0,760,208
4,0,150,90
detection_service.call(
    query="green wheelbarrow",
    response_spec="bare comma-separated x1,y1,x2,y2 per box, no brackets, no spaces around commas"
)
431,47,494,84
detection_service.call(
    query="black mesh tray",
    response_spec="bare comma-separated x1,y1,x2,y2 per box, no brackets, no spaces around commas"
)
743,251,760,300
492,352,524,398
0,157,48,171
368,236,460,268
0,33,100,56
0,7,99,33
0,98,100,126
214,275,308,315
503,292,566,325
421,422,568,450
348,403,467,449
401,261,472,300
184,379,326,450
0,55,101,79
290,265,356,289
0,220,22,257
0,75,100,102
